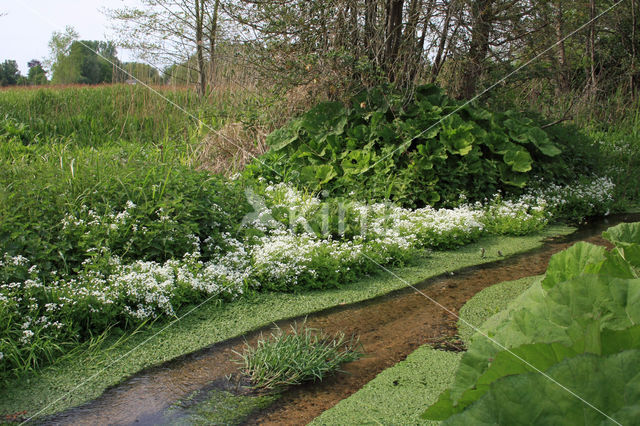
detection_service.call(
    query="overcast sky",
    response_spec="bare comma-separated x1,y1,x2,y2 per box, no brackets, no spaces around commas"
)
0,0,137,74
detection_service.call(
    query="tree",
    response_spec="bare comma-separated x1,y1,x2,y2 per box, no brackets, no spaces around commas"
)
107,0,223,95
0,60,21,86
117,62,163,84
48,27,119,85
48,26,81,84
27,60,48,85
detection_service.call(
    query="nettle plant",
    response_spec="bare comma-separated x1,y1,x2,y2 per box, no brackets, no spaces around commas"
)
247,84,566,208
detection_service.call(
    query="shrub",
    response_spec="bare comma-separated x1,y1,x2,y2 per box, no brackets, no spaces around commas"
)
246,84,570,208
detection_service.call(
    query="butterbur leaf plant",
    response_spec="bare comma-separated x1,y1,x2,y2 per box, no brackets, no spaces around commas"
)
234,322,362,391
423,221,640,424
246,84,582,208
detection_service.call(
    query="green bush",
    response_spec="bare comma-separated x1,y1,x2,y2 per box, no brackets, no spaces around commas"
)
246,84,579,208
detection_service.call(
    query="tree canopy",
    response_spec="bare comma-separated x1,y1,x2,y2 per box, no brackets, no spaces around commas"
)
0,60,21,87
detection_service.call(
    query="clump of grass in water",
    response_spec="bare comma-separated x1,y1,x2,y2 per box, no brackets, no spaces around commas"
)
234,322,362,391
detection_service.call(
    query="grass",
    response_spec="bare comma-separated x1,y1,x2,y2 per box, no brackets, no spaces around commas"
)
234,322,361,390
0,84,282,147
586,112,640,204
313,275,543,425
0,226,573,419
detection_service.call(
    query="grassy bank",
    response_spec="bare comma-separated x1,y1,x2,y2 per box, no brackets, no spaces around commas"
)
0,227,571,419
312,275,541,425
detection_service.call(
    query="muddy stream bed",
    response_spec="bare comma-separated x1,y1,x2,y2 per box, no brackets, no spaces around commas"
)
42,214,640,426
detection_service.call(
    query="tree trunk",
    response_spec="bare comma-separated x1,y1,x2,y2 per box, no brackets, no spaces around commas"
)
554,1,570,93
430,0,453,82
399,0,424,85
385,0,405,81
349,0,359,53
364,0,379,64
208,0,220,89
459,0,492,99
588,0,597,94
195,0,206,96
631,0,637,98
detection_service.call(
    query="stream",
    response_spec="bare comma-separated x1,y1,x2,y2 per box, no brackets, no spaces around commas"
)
42,213,640,426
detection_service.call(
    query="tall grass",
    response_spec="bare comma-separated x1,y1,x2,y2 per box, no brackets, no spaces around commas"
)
0,84,285,147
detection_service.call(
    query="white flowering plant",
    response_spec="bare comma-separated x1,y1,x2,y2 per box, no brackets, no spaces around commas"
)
0,174,618,381
481,193,550,236
526,176,616,223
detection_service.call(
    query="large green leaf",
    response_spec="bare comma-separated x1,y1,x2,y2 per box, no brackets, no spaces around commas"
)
414,83,444,105
424,325,640,420
267,122,301,151
585,249,638,279
300,164,338,186
424,342,578,420
346,124,369,143
498,164,528,187
503,118,530,144
445,274,640,405
603,222,640,270
300,101,347,139
503,147,533,172
603,222,640,246
341,149,372,175
541,242,607,290
440,116,475,156
443,351,640,425
526,127,562,157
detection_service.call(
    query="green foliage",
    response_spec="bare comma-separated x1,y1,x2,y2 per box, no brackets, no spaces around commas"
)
27,60,48,86
0,139,249,278
423,221,640,423
248,84,567,207
0,84,281,148
480,194,549,236
166,388,278,425
591,117,640,203
0,86,205,146
234,322,362,391
0,60,21,87
444,351,640,425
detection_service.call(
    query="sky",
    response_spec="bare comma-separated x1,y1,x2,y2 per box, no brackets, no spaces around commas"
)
0,0,138,74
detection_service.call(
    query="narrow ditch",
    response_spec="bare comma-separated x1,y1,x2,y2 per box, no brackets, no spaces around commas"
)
42,214,639,425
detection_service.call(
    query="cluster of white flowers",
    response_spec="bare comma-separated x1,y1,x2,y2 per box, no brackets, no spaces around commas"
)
1,177,616,356
61,201,145,234
525,176,615,218
481,193,550,235
263,183,322,217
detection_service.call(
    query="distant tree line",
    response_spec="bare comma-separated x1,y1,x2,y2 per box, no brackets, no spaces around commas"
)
0,26,165,88
3,1,638,121
0,60,47,87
